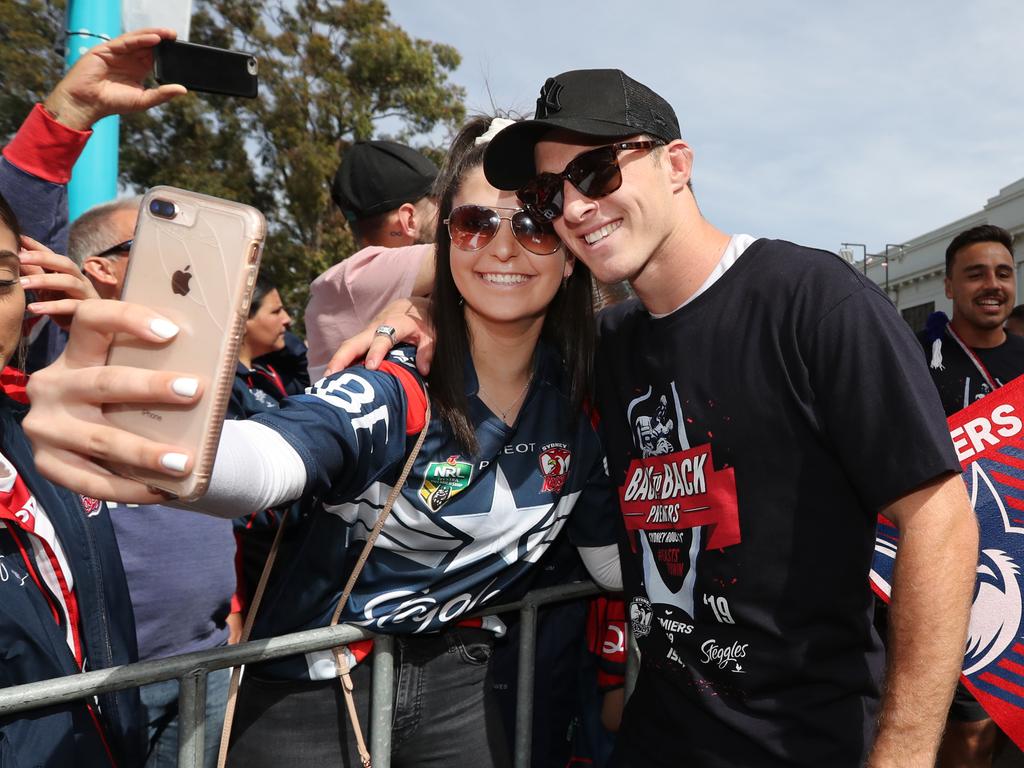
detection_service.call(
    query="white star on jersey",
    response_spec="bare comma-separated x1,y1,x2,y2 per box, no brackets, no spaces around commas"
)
324,465,580,572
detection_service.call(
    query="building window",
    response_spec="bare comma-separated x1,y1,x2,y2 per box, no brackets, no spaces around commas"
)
902,302,935,333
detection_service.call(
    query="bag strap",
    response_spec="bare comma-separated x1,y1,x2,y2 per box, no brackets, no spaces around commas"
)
217,511,289,768
216,399,431,768
330,400,431,768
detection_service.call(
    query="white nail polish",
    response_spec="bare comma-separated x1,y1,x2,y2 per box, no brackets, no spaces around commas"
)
160,453,188,472
150,318,180,339
171,378,199,397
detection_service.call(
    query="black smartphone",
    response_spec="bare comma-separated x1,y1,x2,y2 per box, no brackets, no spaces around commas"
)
153,40,259,99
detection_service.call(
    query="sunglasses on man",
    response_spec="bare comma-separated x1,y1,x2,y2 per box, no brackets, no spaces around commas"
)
444,205,562,256
516,140,664,222
95,239,133,258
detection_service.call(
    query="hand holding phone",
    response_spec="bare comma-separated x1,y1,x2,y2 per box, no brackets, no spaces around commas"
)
154,40,259,98
103,187,265,499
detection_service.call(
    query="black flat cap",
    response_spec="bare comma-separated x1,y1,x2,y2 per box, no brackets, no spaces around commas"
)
331,140,439,221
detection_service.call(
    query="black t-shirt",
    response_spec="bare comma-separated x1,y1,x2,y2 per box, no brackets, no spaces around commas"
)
917,327,1024,416
596,239,959,768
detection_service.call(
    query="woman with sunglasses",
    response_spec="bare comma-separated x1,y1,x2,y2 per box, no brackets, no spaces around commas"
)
24,116,622,768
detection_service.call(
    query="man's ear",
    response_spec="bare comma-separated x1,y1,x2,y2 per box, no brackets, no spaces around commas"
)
82,256,119,288
945,275,954,301
665,140,694,193
395,202,418,239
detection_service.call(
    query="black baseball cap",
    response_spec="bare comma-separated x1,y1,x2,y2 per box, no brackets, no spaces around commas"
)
484,69,681,191
331,140,439,222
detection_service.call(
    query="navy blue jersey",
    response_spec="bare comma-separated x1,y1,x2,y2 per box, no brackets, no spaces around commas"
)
248,344,620,680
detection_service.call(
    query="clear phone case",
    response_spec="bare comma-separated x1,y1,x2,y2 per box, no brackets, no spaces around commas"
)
104,186,266,500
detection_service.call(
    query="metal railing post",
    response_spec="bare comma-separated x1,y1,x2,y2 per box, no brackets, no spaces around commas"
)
0,581,607,767
513,600,538,768
370,635,394,768
177,668,207,768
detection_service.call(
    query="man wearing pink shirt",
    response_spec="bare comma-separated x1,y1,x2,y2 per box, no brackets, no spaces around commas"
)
305,141,438,379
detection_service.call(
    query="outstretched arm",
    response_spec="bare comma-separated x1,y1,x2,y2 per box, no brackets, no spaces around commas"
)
868,473,977,767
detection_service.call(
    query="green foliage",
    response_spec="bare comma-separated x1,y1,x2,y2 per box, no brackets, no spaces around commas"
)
0,0,466,332
0,0,65,141
124,0,466,330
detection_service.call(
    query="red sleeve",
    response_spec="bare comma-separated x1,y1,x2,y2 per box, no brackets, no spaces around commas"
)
2,104,91,184
378,359,428,434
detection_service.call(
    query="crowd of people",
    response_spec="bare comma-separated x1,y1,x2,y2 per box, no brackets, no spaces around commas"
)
0,22,1012,768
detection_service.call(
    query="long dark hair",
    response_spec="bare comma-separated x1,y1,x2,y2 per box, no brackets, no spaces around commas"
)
429,116,595,454
0,192,23,243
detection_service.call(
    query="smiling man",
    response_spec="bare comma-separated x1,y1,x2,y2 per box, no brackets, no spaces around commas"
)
922,224,1024,415
918,223,1024,767
482,69,979,767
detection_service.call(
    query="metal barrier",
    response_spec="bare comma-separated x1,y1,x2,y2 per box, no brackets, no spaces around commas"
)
0,581,629,768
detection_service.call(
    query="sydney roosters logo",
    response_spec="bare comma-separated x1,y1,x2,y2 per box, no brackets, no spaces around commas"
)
539,443,571,493
79,496,102,518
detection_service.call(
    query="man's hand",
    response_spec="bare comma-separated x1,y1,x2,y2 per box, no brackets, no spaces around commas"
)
43,28,187,131
325,297,435,377
868,473,978,767
19,235,99,329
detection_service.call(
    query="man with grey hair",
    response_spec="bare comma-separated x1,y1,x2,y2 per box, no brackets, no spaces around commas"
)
69,195,140,295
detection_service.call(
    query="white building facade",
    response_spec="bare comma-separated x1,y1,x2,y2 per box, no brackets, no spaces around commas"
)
858,177,1024,332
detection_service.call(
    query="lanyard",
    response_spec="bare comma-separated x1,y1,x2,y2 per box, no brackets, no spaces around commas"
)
0,463,85,668
945,323,1000,392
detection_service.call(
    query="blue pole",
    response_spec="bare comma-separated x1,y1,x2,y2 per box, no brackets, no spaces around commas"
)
65,0,122,221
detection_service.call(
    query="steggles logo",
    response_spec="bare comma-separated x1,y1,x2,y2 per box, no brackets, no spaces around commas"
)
536,78,563,117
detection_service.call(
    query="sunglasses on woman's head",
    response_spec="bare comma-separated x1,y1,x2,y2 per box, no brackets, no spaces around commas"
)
516,140,665,222
444,205,562,256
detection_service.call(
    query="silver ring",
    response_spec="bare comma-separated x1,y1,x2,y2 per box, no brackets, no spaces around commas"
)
374,324,397,345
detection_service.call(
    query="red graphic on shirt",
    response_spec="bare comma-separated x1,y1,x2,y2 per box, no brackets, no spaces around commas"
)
619,444,740,552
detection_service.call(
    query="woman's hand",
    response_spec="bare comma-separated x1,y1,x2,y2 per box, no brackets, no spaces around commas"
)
24,299,204,503
325,297,436,377
19,236,99,329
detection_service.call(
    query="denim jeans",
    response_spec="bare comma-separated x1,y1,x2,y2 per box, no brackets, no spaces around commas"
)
228,627,510,768
140,666,231,768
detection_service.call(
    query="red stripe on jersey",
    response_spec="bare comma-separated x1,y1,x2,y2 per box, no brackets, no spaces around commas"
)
378,360,428,434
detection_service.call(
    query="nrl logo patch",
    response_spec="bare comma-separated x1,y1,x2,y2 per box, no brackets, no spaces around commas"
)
539,443,571,493
419,455,473,512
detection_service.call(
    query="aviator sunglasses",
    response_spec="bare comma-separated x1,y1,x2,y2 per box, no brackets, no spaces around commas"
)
444,205,562,256
516,140,665,221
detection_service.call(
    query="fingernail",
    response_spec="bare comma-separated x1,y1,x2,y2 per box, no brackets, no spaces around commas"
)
19,277,30,286
150,318,179,339
160,453,188,472
171,377,199,397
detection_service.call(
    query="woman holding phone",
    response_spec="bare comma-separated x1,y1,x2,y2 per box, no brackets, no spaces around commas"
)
24,117,621,768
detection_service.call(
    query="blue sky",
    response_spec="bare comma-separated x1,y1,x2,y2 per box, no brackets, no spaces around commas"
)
388,0,1024,254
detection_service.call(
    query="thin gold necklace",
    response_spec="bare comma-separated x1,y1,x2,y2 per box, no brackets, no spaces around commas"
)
478,375,532,424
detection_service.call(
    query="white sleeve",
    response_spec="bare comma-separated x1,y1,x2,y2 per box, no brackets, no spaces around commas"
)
578,544,622,591
178,420,308,518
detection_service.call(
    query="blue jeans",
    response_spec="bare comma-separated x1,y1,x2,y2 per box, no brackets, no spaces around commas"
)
228,627,510,768
140,666,231,768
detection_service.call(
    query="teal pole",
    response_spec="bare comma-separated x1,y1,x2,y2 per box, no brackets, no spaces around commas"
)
65,0,122,221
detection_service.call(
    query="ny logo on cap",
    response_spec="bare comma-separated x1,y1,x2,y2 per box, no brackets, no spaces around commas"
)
536,78,563,118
